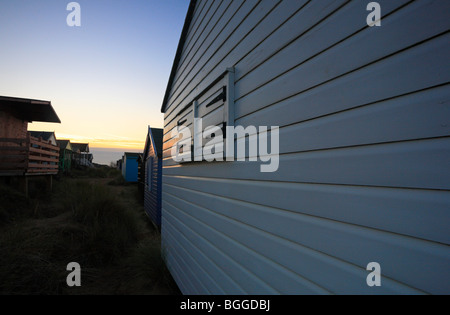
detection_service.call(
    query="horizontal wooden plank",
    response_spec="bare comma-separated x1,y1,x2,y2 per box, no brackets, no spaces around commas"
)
236,85,450,156
163,223,227,294
176,0,214,72
173,0,229,89
164,201,297,294
164,212,302,294
163,137,450,190
28,155,59,163
235,0,431,100
164,84,450,163
196,77,227,116
163,145,191,161
238,76,449,128
163,193,425,294
164,108,193,139
163,175,450,245
234,0,389,82
200,110,225,136
30,140,59,151
163,0,312,118
164,121,193,143
235,31,450,124
164,182,450,294
167,230,220,294
30,168,59,172
184,0,209,43
164,206,228,295
235,22,450,120
165,0,263,115
29,147,60,157
25,171,58,175
28,163,59,169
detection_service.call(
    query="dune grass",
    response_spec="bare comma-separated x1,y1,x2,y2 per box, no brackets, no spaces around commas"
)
0,184,33,226
0,167,180,295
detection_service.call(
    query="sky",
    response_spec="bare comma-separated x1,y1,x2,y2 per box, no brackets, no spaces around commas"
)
0,0,189,150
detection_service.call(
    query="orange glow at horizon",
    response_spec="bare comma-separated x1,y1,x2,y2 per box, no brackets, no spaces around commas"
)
54,133,146,150
90,140,145,150
27,127,148,151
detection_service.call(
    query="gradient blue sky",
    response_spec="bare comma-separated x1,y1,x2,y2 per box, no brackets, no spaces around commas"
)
0,0,189,149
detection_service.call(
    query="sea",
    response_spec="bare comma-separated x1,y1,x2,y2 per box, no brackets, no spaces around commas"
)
90,148,143,166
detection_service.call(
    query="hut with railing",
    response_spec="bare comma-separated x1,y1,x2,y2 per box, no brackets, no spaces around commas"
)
0,96,61,195
71,143,93,168
29,131,57,146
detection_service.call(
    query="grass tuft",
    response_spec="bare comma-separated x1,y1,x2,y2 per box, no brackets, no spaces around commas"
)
0,167,179,295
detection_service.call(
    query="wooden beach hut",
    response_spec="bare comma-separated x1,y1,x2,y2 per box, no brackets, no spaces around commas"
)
29,131,57,146
160,0,450,295
121,152,139,183
71,143,93,167
56,140,73,173
143,127,163,228
0,96,61,195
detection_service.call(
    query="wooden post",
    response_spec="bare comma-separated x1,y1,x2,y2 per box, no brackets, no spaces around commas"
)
25,133,30,173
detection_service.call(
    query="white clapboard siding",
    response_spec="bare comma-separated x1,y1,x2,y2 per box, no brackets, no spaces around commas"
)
165,0,262,114
163,138,450,190
164,191,428,295
161,0,450,295
162,175,450,245
234,0,407,82
173,0,238,92
234,0,444,101
235,26,450,120
163,182,449,294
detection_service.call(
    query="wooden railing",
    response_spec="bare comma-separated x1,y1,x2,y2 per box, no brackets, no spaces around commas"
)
0,138,28,176
0,133,60,176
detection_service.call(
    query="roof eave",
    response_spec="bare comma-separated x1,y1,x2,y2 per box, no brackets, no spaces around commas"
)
0,96,61,123
160,0,198,114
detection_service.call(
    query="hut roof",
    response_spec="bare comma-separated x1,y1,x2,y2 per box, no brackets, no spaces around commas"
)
71,143,89,153
160,0,197,113
150,128,163,157
29,131,55,141
0,96,61,123
144,127,164,159
57,140,72,151
124,152,141,159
